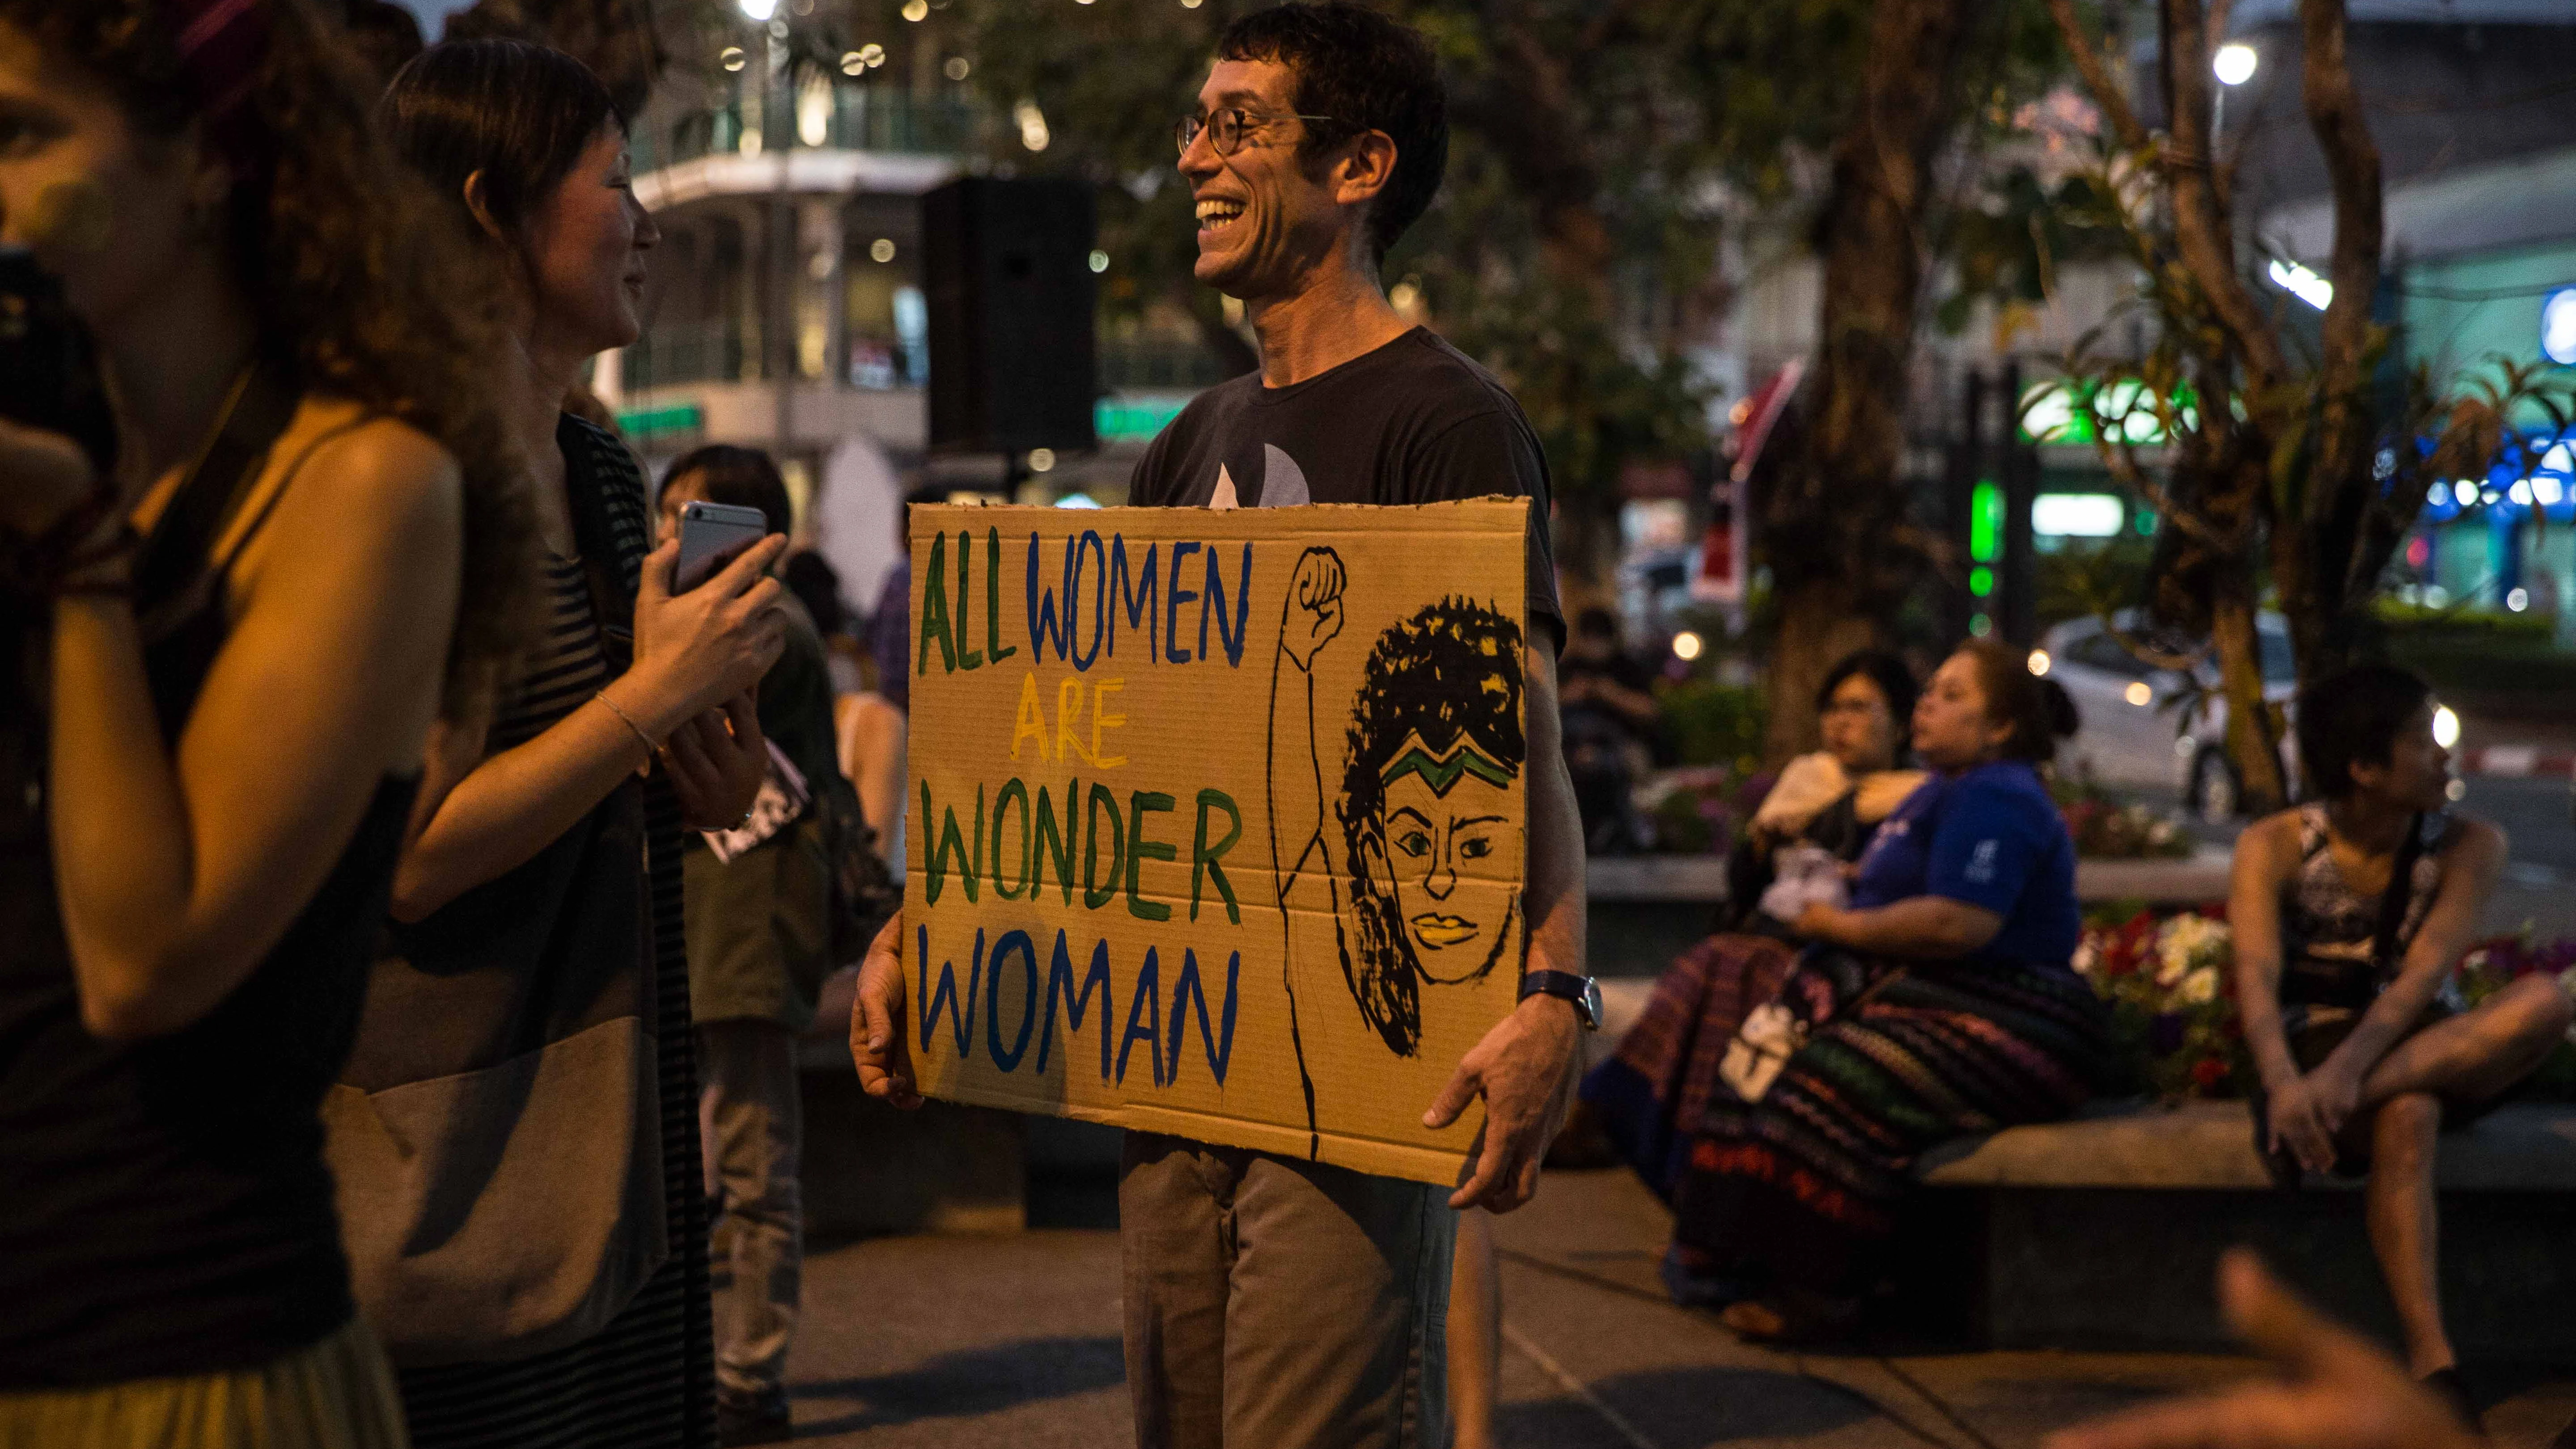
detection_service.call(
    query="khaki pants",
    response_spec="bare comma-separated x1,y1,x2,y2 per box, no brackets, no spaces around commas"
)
1119,1131,1455,1449
697,1020,803,1403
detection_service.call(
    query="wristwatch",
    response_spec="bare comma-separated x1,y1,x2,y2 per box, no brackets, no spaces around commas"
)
1519,969,1603,1031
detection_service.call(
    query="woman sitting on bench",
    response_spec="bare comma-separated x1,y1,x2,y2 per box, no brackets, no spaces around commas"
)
1581,650,1924,1211
1670,640,2111,1340
2232,664,2572,1425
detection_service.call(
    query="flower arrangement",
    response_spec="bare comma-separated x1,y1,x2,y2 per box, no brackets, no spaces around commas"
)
2075,907,2251,1099
2457,935,2576,1101
2075,906,2576,1102
2053,778,2194,860
1635,765,1744,855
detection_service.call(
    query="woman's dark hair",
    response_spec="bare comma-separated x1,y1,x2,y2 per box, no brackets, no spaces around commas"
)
338,0,423,85
1336,598,1525,1057
381,39,620,244
1815,649,1917,735
2296,664,2433,800
1955,639,2080,764
665,444,792,537
0,0,533,715
1216,2,1447,265
781,551,846,640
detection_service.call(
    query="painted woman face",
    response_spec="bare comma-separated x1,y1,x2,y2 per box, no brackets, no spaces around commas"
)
1373,734,1523,984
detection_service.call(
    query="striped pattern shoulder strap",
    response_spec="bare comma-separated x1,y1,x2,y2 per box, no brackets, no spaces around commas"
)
556,414,653,657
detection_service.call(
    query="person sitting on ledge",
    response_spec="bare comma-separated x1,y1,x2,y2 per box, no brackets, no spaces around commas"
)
2230,662,2572,1428
1722,649,1929,937
1580,649,1925,1212
1672,638,2111,1340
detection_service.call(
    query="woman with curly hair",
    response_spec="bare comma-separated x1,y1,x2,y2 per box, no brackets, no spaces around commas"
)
0,0,527,1442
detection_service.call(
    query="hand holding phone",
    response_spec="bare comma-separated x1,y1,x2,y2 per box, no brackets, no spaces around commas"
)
625,515,788,733
674,500,771,593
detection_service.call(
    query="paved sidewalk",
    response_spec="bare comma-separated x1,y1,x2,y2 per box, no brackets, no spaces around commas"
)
777,1167,2576,1447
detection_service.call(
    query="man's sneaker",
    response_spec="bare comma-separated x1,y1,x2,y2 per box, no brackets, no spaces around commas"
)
716,1387,792,1447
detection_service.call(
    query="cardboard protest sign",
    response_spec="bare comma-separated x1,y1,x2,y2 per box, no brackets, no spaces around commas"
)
903,500,1531,1186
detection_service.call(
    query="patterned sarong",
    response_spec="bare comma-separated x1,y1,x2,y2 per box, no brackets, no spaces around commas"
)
1672,953,2110,1296
1580,934,1799,1201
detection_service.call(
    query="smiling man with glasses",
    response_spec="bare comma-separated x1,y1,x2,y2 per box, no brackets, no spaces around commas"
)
1125,6,1589,1448
852,6,1590,1447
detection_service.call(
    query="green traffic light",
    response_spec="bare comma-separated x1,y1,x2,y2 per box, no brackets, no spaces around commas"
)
1969,480,2002,563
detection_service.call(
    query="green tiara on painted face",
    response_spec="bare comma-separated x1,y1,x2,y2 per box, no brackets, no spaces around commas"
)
1377,733,1518,797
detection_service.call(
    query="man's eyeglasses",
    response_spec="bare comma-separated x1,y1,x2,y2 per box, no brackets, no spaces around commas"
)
1175,107,1339,157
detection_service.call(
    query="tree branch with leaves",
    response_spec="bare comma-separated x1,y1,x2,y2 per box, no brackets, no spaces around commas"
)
2035,0,2575,809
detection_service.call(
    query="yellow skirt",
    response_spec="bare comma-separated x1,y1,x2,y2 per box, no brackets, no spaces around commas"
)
0,1317,408,1449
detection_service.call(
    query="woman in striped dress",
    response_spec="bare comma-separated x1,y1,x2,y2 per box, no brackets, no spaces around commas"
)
360,40,787,1449
1673,640,2113,1342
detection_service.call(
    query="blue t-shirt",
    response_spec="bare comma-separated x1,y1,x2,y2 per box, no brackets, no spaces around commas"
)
1849,761,2079,971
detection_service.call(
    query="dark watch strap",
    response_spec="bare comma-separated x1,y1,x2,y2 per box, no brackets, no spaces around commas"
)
1519,969,1602,1030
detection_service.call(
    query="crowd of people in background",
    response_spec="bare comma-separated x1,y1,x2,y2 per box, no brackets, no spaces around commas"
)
4,2,2573,1449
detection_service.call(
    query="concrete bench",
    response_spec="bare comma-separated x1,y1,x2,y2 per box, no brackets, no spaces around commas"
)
1918,1098,2576,1192
1902,1100,2576,1362
2072,844,2233,907
1595,979,2576,1362
1586,856,1728,979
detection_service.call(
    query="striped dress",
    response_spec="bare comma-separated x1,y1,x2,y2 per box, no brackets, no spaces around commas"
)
484,553,613,752
395,416,716,1449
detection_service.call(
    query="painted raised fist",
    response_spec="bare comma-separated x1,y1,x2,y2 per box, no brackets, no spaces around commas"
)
1281,545,1346,672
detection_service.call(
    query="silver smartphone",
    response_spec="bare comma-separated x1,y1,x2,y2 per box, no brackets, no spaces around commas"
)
674,500,770,592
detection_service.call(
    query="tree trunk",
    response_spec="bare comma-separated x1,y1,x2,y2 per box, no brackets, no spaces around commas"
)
2046,0,2420,806
1454,9,1623,591
1475,17,1618,288
2209,591,2290,809
1768,583,1882,758
1759,0,1971,763
2157,0,2286,393
2271,0,2389,686
2147,0,2298,808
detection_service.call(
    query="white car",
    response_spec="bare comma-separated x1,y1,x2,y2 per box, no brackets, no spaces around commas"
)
2034,610,2298,822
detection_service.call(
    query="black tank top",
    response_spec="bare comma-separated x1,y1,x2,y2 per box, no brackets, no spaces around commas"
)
0,373,420,1387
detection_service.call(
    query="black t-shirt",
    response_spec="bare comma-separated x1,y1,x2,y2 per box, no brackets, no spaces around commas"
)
1127,326,1565,644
